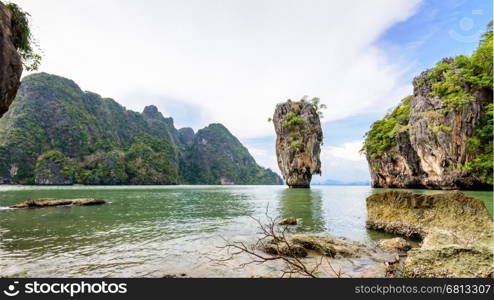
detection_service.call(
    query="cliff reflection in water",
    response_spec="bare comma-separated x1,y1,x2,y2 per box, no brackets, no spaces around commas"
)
277,188,326,233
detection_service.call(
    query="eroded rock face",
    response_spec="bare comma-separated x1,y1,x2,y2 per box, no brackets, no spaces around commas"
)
178,127,195,145
34,151,75,185
366,191,493,277
0,1,23,118
408,68,491,189
273,100,322,188
366,61,492,190
367,129,425,189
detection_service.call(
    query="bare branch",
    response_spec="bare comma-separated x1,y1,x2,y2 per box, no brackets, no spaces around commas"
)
215,209,348,278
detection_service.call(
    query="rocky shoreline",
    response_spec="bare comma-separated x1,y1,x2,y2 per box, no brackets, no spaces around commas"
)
246,190,492,278
366,191,493,277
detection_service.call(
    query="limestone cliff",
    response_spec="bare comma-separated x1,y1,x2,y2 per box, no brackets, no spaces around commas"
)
178,127,194,145
0,1,22,117
0,73,282,185
34,151,76,185
182,123,283,185
363,25,493,190
273,99,323,188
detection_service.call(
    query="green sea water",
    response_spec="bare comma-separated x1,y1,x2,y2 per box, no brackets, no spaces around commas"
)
0,185,492,277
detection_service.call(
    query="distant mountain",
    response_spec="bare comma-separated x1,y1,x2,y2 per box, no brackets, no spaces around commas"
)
312,179,370,186
0,73,283,185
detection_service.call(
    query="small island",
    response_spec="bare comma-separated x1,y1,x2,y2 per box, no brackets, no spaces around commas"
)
11,198,106,208
272,97,324,188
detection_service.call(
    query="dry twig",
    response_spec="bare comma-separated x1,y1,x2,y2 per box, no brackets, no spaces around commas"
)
216,209,346,278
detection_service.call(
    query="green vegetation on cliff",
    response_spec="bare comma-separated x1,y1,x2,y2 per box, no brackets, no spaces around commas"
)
362,22,493,185
466,102,493,184
362,96,411,159
34,150,76,185
280,96,324,151
182,124,282,185
421,22,492,110
0,73,282,185
5,2,41,71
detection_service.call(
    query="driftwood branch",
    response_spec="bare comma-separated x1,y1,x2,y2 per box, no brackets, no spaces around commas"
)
216,210,346,278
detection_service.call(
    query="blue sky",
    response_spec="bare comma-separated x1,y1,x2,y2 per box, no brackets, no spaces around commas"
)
17,0,493,184
379,0,493,79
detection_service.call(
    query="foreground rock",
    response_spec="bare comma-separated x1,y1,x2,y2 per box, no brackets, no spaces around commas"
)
278,217,298,225
367,191,493,277
0,1,23,117
259,234,384,259
403,228,493,278
362,29,493,190
377,237,412,253
11,198,106,208
273,99,323,188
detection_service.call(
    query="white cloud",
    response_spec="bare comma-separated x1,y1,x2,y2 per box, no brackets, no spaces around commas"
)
14,0,423,181
245,139,370,183
18,0,421,139
323,141,365,162
317,140,370,182
248,147,279,172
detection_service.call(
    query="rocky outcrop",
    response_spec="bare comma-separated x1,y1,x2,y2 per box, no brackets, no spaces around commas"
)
0,1,23,117
273,100,322,188
178,127,194,145
376,237,412,253
366,191,493,277
366,119,426,189
278,217,298,225
364,28,493,190
11,198,106,208
183,123,283,185
365,67,492,190
34,150,75,185
403,228,493,278
259,234,385,259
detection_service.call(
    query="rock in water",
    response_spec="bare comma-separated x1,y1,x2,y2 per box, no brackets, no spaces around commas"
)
362,28,493,190
376,237,412,253
278,217,298,225
11,198,106,208
273,100,323,188
259,234,386,259
366,191,493,277
0,1,23,117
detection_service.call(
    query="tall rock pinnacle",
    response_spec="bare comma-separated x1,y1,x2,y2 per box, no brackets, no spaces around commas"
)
273,99,323,188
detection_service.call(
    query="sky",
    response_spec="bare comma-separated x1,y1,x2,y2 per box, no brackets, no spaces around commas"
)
14,0,493,183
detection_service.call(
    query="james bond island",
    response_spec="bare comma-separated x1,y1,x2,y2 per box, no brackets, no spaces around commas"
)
273,98,323,188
